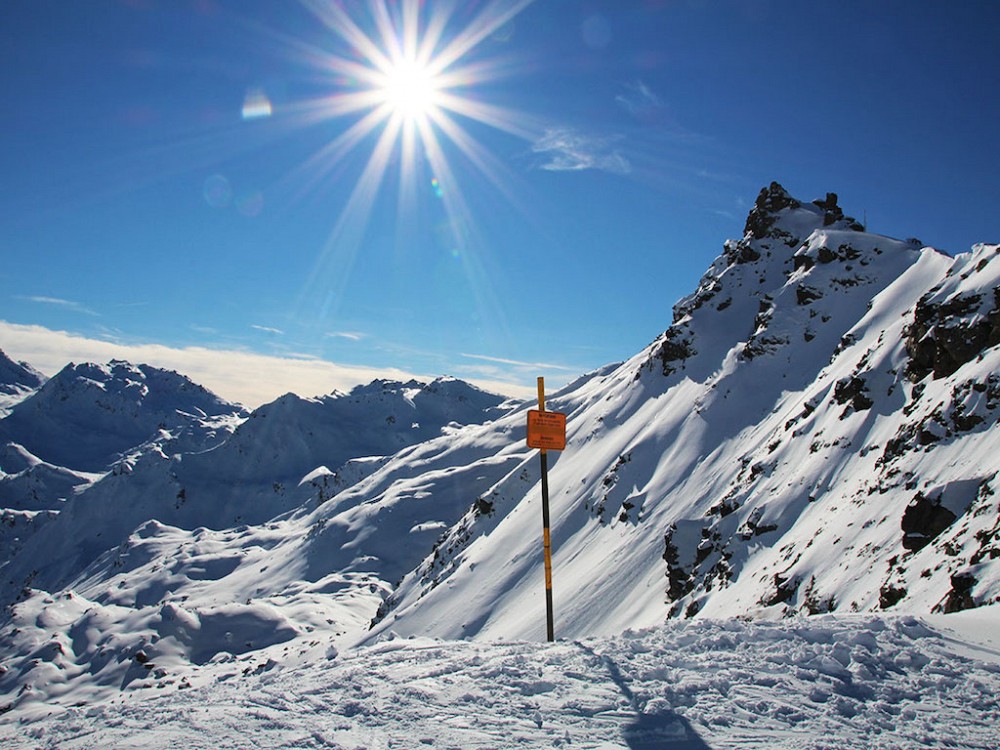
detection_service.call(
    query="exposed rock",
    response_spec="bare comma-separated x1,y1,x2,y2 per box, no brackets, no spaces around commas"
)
833,376,874,414
744,182,800,240
761,573,799,607
663,528,693,602
940,572,977,613
879,584,908,609
654,330,695,376
796,285,824,306
906,286,1000,381
724,238,761,265
900,493,957,551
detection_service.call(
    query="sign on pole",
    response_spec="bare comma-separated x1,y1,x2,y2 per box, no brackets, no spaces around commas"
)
527,410,566,451
528,377,565,642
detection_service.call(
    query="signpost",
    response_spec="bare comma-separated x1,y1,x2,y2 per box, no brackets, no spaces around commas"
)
527,410,566,451
527,377,566,642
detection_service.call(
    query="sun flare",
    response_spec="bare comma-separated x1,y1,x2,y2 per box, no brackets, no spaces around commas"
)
287,0,538,322
378,56,442,122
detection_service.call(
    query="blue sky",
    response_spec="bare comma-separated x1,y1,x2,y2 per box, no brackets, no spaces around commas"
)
2,0,998,405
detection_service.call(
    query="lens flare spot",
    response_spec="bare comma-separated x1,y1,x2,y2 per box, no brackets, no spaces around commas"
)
431,177,443,199
242,88,273,120
203,174,232,208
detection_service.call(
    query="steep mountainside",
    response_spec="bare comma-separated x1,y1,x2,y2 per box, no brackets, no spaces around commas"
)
1,184,997,719
367,185,999,640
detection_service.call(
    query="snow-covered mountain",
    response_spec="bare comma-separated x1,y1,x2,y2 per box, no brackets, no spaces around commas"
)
0,360,247,532
0,359,246,475
362,183,999,642
2,183,998,726
0,350,44,417
0,349,44,398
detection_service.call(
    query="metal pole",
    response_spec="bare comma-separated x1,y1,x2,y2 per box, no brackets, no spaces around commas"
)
537,376,555,642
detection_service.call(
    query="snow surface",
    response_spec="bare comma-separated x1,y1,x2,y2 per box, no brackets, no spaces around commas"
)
3,609,998,748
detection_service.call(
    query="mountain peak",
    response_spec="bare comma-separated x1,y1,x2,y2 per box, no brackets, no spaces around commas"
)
743,182,864,243
641,183,899,380
0,359,244,472
0,349,45,397
743,181,800,239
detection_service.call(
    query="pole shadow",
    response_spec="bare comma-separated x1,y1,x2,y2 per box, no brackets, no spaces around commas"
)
575,642,714,750
621,711,712,750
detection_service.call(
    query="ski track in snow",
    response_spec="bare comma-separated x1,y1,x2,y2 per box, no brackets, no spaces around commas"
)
4,612,998,749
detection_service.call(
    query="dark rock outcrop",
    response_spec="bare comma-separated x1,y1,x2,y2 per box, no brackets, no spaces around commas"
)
900,492,957,551
906,280,1000,381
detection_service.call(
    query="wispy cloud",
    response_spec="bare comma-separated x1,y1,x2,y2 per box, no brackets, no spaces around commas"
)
532,127,631,175
616,80,662,116
17,295,98,316
251,324,284,335
461,353,578,372
614,80,709,145
326,331,365,342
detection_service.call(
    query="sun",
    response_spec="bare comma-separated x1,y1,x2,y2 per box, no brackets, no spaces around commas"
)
377,56,442,123
293,0,535,194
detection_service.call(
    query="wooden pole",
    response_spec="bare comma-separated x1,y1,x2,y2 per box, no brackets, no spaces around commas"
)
537,376,555,642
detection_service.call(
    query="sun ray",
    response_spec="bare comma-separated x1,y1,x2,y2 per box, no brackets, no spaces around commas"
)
297,112,403,318
413,113,514,342
278,104,393,205
429,111,536,220
432,0,535,72
433,92,538,140
300,0,394,74
282,0,539,344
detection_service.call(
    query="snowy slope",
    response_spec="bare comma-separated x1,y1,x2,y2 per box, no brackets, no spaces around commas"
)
3,610,998,748
365,184,1000,641
0,349,45,421
0,349,44,401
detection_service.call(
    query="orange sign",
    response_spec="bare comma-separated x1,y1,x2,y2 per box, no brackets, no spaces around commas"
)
527,410,566,451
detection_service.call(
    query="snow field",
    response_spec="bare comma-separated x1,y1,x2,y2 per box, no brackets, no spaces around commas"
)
4,611,998,749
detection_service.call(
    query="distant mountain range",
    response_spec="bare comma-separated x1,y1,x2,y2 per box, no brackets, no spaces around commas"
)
1,182,997,717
